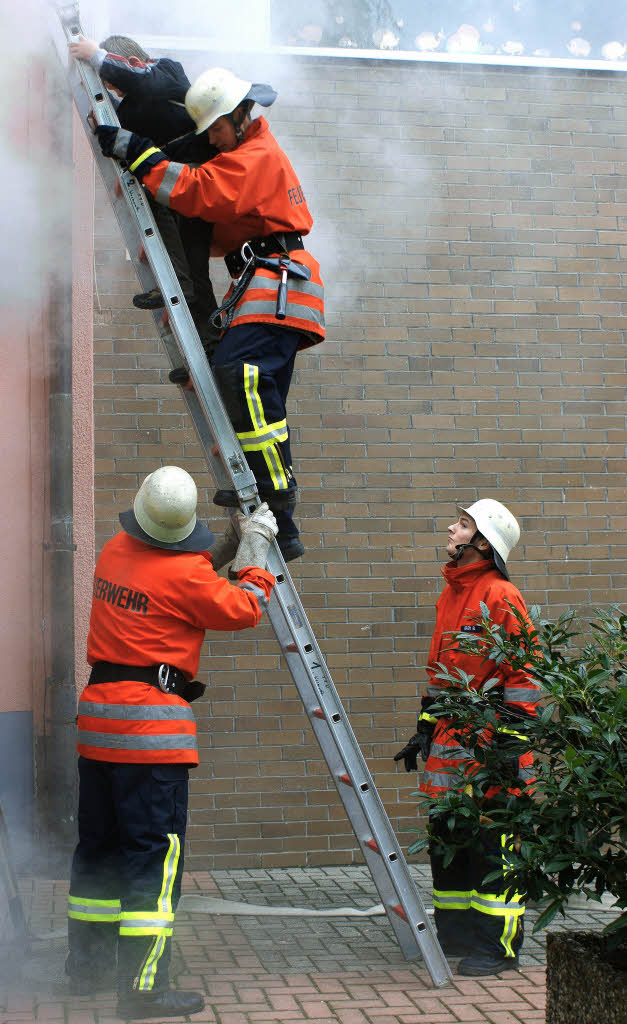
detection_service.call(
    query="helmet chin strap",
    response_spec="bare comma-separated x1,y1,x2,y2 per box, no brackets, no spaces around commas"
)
229,102,253,142
452,531,491,562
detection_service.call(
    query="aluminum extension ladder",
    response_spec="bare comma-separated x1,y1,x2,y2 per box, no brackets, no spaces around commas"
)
55,3,451,987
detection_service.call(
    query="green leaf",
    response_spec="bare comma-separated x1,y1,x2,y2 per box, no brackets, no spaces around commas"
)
603,911,627,936
532,899,565,932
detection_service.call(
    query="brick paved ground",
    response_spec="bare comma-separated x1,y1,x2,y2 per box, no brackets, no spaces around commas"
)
0,865,619,1024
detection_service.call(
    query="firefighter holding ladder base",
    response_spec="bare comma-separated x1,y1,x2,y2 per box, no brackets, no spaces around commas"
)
66,466,277,1019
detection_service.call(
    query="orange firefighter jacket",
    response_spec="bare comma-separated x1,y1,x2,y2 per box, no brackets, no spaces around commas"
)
419,560,540,799
141,117,324,346
77,532,275,766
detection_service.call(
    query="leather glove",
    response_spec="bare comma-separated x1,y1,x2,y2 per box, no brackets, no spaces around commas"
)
393,719,435,771
94,126,164,180
208,517,239,571
229,503,278,574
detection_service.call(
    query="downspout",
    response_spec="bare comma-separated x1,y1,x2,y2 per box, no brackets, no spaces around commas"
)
40,63,78,869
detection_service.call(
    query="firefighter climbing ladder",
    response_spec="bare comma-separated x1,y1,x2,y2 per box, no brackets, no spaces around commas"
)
55,3,451,987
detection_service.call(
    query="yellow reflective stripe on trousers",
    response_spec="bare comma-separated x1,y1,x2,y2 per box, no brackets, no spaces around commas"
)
137,833,181,992
118,911,175,935
68,894,121,922
433,888,472,910
470,833,524,958
237,421,289,450
241,363,288,490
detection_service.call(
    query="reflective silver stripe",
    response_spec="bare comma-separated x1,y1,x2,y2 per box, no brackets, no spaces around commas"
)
245,273,324,300
138,935,167,991
518,766,535,782
262,444,288,490
119,918,173,932
429,742,472,761
77,730,197,750
232,299,325,327
422,770,456,789
78,701,194,721
504,687,542,704
238,581,269,611
471,894,523,913
112,129,133,159
155,161,186,205
238,423,288,446
500,912,519,956
159,835,179,915
244,362,263,431
68,900,121,919
240,434,289,453
433,893,472,908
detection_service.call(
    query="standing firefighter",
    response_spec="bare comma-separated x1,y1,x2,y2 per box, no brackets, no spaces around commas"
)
394,500,541,976
66,466,277,1019
95,68,325,562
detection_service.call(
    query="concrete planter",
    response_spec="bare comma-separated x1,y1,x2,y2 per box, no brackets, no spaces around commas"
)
546,931,626,1024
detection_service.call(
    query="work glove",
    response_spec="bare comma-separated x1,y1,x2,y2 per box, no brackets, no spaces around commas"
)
393,719,435,771
208,517,239,571
229,503,278,575
94,126,165,180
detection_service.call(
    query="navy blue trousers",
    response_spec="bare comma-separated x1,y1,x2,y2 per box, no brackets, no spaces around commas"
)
429,817,525,961
68,758,188,994
211,323,301,540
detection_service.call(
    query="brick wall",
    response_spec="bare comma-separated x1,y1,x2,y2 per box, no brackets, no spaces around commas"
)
92,55,627,868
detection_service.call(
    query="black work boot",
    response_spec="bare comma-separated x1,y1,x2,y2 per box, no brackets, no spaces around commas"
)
277,535,305,561
116,988,204,1019
168,329,221,385
457,954,519,976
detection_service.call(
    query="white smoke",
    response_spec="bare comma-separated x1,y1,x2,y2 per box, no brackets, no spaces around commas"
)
0,0,73,322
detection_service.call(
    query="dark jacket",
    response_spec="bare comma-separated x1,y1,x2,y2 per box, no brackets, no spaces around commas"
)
93,50,197,145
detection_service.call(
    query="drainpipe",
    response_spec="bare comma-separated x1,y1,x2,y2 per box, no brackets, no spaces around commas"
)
39,65,78,871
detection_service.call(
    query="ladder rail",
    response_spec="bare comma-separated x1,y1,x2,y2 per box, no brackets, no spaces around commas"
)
55,4,452,987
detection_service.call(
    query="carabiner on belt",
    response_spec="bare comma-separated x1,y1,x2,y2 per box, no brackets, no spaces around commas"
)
158,663,176,694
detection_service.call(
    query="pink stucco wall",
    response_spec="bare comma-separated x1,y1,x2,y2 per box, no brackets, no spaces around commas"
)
0,308,42,713
0,100,94,720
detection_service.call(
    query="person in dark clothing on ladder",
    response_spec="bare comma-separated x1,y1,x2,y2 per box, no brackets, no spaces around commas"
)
66,465,277,1019
394,499,541,976
94,67,325,563
69,34,219,344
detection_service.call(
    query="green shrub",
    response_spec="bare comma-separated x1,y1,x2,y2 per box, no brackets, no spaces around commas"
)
407,605,627,942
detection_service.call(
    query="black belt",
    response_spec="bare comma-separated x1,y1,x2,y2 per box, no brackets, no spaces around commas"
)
87,661,205,703
224,231,304,277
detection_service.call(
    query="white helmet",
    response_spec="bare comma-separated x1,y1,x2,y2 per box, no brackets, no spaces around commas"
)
134,466,197,544
185,67,277,134
456,499,520,579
